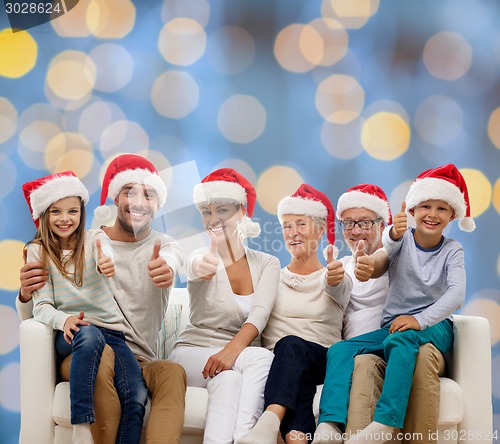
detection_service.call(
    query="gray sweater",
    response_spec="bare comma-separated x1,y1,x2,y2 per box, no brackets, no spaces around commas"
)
175,247,281,348
382,227,465,329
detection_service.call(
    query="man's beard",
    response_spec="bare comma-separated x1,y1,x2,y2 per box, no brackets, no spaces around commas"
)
117,212,151,237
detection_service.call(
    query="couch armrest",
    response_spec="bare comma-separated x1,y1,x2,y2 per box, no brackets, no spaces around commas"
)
19,319,57,444
448,315,492,443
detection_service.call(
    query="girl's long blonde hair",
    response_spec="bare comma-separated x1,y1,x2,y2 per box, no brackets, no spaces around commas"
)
30,199,87,287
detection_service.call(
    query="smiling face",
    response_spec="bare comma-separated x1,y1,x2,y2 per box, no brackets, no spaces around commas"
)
115,183,159,240
340,207,384,256
410,199,455,239
47,196,82,249
199,200,243,243
281,214,325,260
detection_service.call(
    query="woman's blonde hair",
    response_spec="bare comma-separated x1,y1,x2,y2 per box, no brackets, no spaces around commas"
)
30,199,87,287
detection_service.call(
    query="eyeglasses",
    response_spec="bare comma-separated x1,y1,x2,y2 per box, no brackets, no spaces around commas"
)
340,218,382,231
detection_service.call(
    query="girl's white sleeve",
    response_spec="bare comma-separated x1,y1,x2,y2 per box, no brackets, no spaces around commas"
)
28,244,70,331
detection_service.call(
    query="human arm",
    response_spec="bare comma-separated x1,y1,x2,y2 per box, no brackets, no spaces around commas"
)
16,247,49,319
91,230,115,278
322,246,353,309
413,246,466,329
148,235,185,288
202,323,259,378
355,243,388,281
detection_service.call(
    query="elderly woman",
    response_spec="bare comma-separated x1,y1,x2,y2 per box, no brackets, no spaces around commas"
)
169,168,280,444
237,184,352,444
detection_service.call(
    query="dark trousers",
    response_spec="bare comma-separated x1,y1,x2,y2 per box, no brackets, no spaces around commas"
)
265,335,328,439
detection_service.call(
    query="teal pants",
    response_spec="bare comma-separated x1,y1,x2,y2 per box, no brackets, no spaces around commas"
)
318,319,453,428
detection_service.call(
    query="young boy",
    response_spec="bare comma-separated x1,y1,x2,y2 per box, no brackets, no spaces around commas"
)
313,164,475,444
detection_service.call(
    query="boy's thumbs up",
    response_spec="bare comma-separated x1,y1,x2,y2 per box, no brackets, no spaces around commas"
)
391,201,408,240
150,239,161,261
401,201,406,213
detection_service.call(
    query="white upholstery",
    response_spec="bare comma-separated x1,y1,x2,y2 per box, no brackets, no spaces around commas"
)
19,288,493,444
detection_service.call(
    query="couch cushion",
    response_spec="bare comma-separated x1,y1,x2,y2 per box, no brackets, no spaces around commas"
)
438,377,464,425
52,382,207,435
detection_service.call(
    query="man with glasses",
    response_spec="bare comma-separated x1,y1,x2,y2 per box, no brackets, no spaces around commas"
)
328,184,443,444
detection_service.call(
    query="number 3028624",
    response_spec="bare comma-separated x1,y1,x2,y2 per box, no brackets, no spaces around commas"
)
5,2,62,14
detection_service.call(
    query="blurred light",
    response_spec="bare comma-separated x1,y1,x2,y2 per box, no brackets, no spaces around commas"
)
321,0,380,30
46,50,96,101
493,178,500,216
44,133,94,177
217,95,266,144
159,18,206,66
0,240,25,290
315,74,364,124
52,0,92,37
298,24,324,66
423,31,472,81
414,95,463,145
161,0,210,27
498,254,500,279
207,26,255,75
136,149,171,179
460,168,491,218
0,363,20,412
257,166,304,215
487,107,500,150
307,18,348,66
274,24,315,73
461,293,500,345
99,120,149,157
90,43,134,92
0,153,16,199
19,121,63,170
361,112,410,161
214,159,257,185
0,97,18,144
44,80,92,111
87,0,136,39
151,70,199,119
443,0,492,40
78,100,126,144
0,28,37,78
0,306,20,354
321,119,364,159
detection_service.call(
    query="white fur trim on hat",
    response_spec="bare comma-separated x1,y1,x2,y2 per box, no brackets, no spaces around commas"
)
277,197,328,222
238,215,261,238
30,176,89,221
405,177,466,220
336,190,390,224
107,168,167,207
193,181,247,206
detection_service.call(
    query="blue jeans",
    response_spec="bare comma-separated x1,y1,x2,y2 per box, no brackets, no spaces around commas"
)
56,326,148,444
265,336,328,438
318,319,453,429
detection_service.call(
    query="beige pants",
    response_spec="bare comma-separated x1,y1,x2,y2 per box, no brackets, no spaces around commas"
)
346,343,445,444
60,345,187,444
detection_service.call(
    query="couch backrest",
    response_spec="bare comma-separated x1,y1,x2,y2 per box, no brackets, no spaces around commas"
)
169,287,190,332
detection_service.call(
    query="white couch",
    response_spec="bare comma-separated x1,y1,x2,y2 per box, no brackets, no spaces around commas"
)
19,288,493,444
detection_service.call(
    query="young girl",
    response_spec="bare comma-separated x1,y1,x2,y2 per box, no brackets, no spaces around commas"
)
23,171,148,444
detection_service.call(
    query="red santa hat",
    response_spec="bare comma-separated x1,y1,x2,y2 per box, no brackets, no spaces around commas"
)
193,168,261,238
94,154,168,220
278,183,337,258
405,163,475,232
336,183,392,225
22,171,89,228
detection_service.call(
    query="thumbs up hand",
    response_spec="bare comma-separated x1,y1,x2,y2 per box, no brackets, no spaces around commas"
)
96,239,115,278
325,245,345,287
148,239,173,288
391,201,407,240
354,240,375,282
193,235,220,280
